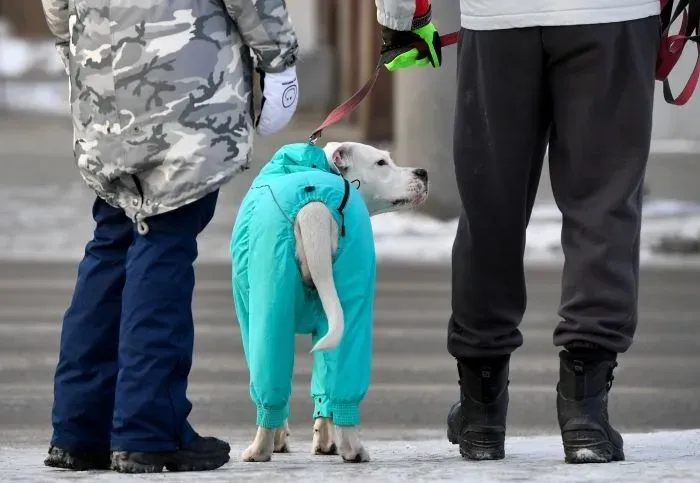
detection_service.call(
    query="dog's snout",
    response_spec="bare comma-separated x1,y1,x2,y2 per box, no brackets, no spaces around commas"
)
413,168,428,181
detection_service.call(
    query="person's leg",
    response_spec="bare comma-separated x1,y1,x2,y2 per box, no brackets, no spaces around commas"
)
46,197,133,471
109,190,229,473
446,27,551,460
543,16,659,463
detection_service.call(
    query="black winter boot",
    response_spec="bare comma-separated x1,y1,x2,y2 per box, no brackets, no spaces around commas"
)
44,446,111,471
557,348,624,464
110,434,230,473
446,399,461,445
447,356,510,460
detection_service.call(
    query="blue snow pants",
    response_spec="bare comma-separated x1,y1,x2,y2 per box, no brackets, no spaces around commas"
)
50,190,218,453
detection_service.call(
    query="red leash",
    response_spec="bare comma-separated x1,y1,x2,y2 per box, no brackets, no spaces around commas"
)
310,0,700,143
309,31,459,143
657,0,700,105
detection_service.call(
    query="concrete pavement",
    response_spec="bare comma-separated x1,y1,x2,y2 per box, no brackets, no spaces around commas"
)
1,260,698,443
3,431,700,482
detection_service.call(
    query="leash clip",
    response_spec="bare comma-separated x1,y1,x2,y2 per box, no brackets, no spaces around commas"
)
308,129,321,146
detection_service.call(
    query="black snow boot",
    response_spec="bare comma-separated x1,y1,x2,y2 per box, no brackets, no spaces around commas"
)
44,446,111,471
110,434,230,473
557,347,624,464
447,356,510,460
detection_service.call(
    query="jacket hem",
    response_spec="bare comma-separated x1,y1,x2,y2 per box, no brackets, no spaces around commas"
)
460,5,660,30
86,168,242,223
377,11,414,31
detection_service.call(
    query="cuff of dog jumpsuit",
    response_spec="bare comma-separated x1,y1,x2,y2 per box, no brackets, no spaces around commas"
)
313,395,332,419
256,406,288,429
331,403,360,426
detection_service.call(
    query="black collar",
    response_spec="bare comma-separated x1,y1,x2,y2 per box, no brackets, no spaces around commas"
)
337,178,350,236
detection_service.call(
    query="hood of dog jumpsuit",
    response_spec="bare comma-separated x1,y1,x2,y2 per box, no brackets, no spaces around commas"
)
253,143,335,186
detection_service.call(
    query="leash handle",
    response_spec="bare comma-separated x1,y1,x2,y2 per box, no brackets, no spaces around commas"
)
309,31,459,144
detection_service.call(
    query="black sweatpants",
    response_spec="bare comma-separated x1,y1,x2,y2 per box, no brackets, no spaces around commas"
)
447,16,660,359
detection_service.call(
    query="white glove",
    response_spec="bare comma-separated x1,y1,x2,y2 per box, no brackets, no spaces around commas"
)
256,65,299,136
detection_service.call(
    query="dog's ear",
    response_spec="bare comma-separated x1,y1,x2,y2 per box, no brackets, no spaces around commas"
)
329,143,350,174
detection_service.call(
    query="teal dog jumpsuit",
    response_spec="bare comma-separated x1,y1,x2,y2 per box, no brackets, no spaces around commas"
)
230,143,376,429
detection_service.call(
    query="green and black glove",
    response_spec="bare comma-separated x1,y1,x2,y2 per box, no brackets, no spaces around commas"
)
379,9,442,71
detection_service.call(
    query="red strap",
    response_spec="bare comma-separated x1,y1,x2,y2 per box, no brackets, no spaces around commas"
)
309,31,459,142
656,0,700,105
415,0,431,18
662,42,700,105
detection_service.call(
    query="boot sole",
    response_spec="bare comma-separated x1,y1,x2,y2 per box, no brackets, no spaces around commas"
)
563,441,624,464
44,455,110,471
44,449,111,471
111,450,230,473
459,441,505,461
447,427,459,445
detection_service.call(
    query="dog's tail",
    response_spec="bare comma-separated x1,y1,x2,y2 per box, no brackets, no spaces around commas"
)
298,202,345,353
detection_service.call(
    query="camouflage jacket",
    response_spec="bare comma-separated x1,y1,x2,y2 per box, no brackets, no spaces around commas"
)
41,0,298,231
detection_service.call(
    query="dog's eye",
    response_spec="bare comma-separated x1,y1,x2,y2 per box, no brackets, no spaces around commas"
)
376,159,387,167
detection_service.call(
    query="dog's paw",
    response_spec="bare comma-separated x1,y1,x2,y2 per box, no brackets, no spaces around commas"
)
241,444,273,462
273,421,291,453
337,425,370,463
312,417,338,455
241,427,275,462
274,442,290,453
313,442,338,455
340,442,370,463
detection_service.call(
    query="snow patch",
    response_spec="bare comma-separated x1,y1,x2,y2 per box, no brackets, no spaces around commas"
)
368,198,700,265
0,22,69,115
0,26,66,78
1,182,700,265
0,81,69,115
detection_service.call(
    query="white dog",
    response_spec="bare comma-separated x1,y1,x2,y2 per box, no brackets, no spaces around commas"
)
236,141,429,463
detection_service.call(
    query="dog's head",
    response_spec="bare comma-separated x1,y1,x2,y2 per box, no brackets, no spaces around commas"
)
322,141,429,215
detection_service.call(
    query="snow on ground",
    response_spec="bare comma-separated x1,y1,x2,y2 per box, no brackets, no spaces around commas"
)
0,21,69,115
1,180,700,265
0,25,65,77
1,430,699,482
369,198,700,266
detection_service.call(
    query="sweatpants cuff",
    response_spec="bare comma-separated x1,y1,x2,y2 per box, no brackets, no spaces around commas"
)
331,403,360,426
256,406,287,429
